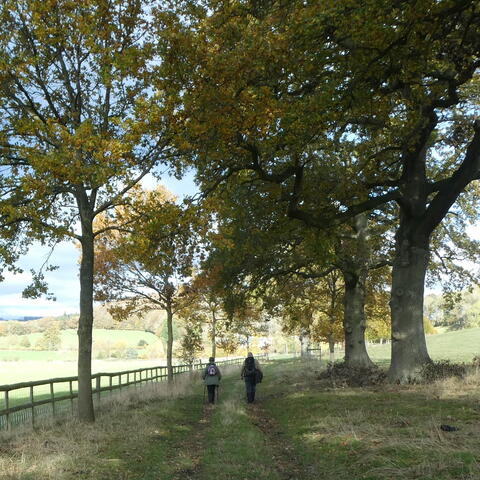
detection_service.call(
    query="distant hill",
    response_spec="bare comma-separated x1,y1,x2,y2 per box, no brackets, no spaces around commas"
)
0,316,43,322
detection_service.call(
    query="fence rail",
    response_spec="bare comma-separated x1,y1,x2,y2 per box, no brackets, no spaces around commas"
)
0,356,252,431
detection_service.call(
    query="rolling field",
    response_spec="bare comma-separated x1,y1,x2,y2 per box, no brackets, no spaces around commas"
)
0,328,159,353
0,358,170,386
367,327,480,363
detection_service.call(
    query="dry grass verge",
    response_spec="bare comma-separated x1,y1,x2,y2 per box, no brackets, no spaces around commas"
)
0,370,207,479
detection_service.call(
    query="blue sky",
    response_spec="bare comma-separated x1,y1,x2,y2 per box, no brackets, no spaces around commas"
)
0,172,479,318
0,172,198,319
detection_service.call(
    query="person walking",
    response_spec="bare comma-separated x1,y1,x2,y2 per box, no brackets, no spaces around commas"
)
241,352,263,403
202,356,222,404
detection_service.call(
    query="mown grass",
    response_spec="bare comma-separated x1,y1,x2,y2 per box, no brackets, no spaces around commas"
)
1,358,479,479
262,359,480,480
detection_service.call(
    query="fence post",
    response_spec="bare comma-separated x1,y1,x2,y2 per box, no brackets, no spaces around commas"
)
96,375,101,404
30,385,35,428
5,390,10,431
50,382,55,417
69,380,74,414
109,375,113,393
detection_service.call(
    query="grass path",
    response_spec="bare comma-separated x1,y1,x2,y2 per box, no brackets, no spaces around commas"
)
85,362,302,480
1,359,479,479
192,366,303,480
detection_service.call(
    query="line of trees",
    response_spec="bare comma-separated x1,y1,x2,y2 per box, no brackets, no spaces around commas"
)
0,0,479,424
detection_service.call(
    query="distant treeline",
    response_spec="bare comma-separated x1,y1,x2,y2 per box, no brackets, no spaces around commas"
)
0,305,167,337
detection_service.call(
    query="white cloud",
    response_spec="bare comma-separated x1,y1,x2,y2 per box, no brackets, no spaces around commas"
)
0,293,77,318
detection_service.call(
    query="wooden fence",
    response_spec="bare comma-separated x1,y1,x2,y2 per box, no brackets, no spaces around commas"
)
0,356,249,431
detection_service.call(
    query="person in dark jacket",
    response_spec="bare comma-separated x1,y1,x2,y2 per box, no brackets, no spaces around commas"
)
202,356,222,404
240,352,262,403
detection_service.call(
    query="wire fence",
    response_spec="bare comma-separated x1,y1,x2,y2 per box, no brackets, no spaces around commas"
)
0,356,251,431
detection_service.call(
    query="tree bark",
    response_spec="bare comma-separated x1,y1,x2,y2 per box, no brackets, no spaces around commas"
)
166,306,174,383
388,229,431,382
77,217,95,422
299,327,311,357
328,334,335,362
339,213,374,368
342,270,374,368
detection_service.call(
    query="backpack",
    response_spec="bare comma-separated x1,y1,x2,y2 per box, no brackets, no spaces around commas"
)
207,364,217,376
244,357,256,377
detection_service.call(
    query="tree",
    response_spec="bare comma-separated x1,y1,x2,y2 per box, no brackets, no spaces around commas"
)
156,0,480,381
177,317,204,367
187,267,233,358
94,186,206,381
0,0,171,421
36,323,61,350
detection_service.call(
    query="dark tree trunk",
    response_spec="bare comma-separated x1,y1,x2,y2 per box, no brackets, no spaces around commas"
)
77,218,95,422
339,213,374,368
388,228,431,382
166,306,174,383
343,270,374,368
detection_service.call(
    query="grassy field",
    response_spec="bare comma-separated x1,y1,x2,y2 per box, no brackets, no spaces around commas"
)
0,326,478,387
0,350,76,361
0,358,173,386
0,359,478,479
367,327,480,363
0,328,159,353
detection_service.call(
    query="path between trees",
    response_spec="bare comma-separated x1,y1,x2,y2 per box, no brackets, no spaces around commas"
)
166,364,318,480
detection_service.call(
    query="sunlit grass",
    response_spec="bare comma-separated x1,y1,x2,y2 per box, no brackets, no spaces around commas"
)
1,359,479,480
262,359,480,480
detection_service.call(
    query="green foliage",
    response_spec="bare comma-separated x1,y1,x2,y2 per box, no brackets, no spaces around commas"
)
177,321,203,365
19,336,31,348
425,287,480,331
424,317,438,335
35,323,61,351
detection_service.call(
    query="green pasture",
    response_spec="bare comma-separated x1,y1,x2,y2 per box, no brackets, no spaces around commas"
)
21,358,477,480
367,327,480,363
0,350,76,361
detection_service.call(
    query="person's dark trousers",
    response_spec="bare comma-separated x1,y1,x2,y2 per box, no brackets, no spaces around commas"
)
207,385,217,403
244,378,256,403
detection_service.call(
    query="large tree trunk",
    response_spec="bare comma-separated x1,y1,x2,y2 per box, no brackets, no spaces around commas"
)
328,334,335,362
77,220,95,422
340,213,374,368
388,229,431,382
166,306,174,383
211,310,217,359
299,327,311,357
343,270,374,368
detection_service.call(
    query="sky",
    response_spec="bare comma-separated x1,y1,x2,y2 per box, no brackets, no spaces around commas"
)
0,173,479,319
0,172,198,319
